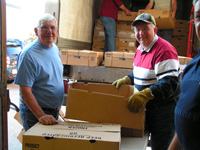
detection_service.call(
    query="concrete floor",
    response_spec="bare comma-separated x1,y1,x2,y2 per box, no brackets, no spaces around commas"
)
7,83,22,150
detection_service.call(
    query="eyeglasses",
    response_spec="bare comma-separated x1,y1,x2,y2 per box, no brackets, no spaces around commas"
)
38,25,57,31
134,27,151,33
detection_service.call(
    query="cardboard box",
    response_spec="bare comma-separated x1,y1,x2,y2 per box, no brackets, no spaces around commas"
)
175,19,189,29
67,50,103,67
117,11,138,21
94,19,104,29
116,47,137,53
65,82,145,137
92,45,104,52
117,29,135,39
92,37,105,47
178,56,193,65
60,49,68,65
116,21,133,30
178,56,185,65
175,45,187,57
185,57,193,65
23,121,121,150
138,9,175,29
104,52,134,69
93,28,105,38
172,36,188,56
172,36,188,47
173,28,188,37
116,38,137,48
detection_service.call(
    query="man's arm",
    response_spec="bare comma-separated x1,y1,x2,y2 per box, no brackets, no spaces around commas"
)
20,86,58,125
119,4,132,16
145,1,154,9
172,0,177,19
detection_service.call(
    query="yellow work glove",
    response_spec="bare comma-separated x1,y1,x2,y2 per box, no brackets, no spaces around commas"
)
112,76,132,89
127,88,154,112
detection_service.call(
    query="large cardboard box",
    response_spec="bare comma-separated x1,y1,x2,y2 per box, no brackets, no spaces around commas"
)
104,52,134,69
65,83,145,137
138,9,175,29
64,50,103,67
117,11,138,21
23,121,121,150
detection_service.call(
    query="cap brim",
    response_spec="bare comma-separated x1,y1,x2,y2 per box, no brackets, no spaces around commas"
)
132,19,153,26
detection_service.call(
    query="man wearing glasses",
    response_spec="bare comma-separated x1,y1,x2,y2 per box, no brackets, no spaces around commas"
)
14,13,64,131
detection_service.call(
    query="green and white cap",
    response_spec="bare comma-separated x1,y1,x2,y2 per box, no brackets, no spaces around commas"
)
132,13,156,26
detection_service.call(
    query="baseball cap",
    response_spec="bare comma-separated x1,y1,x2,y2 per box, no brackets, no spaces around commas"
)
132,13,156,26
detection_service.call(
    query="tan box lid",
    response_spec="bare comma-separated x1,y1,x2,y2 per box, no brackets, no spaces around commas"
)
24,121,121,142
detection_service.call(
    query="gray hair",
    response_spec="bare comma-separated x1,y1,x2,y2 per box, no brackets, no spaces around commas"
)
193,0,199,5
36,13,57,28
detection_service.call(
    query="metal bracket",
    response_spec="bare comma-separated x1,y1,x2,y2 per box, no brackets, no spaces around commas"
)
0,82,6,97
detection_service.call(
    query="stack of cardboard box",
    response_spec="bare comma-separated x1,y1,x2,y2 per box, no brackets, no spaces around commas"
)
92,19,105,52
172,20,190,56
116,11,138,52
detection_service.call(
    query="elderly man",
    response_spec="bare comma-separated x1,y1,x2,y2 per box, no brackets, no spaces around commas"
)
14,13,64,131
113,13,180,150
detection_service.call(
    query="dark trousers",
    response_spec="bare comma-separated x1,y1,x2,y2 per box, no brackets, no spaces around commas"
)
146,102,176,150
19,103,59,131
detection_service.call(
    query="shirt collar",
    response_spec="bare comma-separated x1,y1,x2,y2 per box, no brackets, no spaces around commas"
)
138,35,158,52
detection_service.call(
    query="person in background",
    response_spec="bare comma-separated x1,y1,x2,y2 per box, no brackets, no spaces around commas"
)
145,0,177,43
169,0,200,149
14,13,64,131
113,13,180,150
99,0,132,56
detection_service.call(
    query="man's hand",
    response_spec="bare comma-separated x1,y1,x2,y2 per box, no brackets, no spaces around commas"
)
127,88,154,112
39,114,58,125
125,9,132,16
112,76,132,89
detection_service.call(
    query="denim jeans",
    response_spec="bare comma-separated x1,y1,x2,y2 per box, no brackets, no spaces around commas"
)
19,103,59,131
100,16,116,53
145,101,176,150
